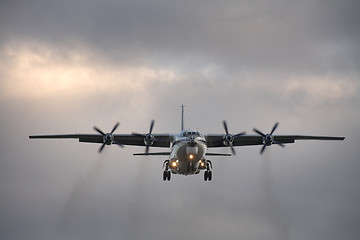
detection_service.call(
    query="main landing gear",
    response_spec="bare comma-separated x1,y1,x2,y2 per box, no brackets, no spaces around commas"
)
204,170,212,181
163,160,171,181
204,161,212,181
163,170,171,181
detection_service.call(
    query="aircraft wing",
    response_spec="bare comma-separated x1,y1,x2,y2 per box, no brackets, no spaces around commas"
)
29,134,172,148
206,134,345,148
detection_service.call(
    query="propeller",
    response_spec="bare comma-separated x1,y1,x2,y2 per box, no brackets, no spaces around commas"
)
253,122,285,154
222,121,246,155
132,120,157,154
93,122,124,153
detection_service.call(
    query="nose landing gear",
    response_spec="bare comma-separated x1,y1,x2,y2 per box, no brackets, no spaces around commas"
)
204,160,212,181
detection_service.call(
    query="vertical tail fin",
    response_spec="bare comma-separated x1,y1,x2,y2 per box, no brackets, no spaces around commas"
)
181,104,185,131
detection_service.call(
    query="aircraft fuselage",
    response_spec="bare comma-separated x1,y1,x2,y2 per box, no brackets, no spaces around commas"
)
167,130,208,175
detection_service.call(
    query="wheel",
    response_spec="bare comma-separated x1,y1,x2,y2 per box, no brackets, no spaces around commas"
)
167,171,171,181
208,171,212,181
163,171,167,181
204,171,208,181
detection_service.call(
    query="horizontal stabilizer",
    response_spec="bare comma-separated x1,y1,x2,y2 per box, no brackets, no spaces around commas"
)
133,152,171,156
206,153,232,156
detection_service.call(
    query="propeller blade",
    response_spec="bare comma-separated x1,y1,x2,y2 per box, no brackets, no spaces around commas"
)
253,128,266,137
98,142,106,153
270,122,279,135
113,140,124,148
132,132,145,137
254,122,282,154
149,120,155,134
233,132,246,138
110,122,120,134
134,120,157,154
230,143,236,155
93,122,124,152
273,140,285,147
223,121,229,135
260,144,267,154
94,126,106,136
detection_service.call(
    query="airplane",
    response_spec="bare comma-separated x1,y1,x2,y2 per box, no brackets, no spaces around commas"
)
29,105,345,181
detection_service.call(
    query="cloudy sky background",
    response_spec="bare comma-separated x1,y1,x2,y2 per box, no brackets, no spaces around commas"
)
0,0,359,239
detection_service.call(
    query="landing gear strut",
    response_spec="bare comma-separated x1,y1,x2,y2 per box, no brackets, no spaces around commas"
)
204,161,212,181
163,160,171,181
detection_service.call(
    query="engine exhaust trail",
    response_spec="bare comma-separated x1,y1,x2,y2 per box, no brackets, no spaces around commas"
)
57,154,107,235
261,151,289,240
123,157,150,240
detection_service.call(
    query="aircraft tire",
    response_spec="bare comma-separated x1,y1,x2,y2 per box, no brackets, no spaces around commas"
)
167,171,171,181
208,171,212,181
163,171,167,181
204,171,208,181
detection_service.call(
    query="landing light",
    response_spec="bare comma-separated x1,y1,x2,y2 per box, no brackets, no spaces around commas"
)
172,162,177,167
200,162,205,167
189,154,194,160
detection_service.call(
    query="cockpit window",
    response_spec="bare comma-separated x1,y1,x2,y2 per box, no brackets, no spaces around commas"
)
180,131,202,137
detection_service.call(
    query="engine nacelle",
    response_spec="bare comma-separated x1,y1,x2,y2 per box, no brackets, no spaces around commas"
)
144,133,155,146
263,134,274,146
222,134,234,146
103,133,114,145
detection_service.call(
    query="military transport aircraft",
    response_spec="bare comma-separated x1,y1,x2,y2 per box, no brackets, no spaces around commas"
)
29,105,344,181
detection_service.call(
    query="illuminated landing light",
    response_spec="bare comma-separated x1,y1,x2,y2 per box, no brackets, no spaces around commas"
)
172,161,177,167
200,162,205,167
189,154,194,160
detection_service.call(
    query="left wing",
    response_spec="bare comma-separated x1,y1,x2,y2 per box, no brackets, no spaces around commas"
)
206,134,345,148
29,134,172,147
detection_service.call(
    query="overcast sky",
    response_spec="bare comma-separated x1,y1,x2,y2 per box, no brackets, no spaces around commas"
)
0,0,359,239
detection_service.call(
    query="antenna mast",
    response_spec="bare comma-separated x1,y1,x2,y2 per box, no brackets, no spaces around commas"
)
181,104,185,131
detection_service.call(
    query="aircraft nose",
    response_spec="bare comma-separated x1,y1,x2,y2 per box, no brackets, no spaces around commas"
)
187,136,197,147
186,146,198,155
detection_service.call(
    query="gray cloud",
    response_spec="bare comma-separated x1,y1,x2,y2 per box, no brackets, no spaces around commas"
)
0,0,359,239
1,0,359,72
